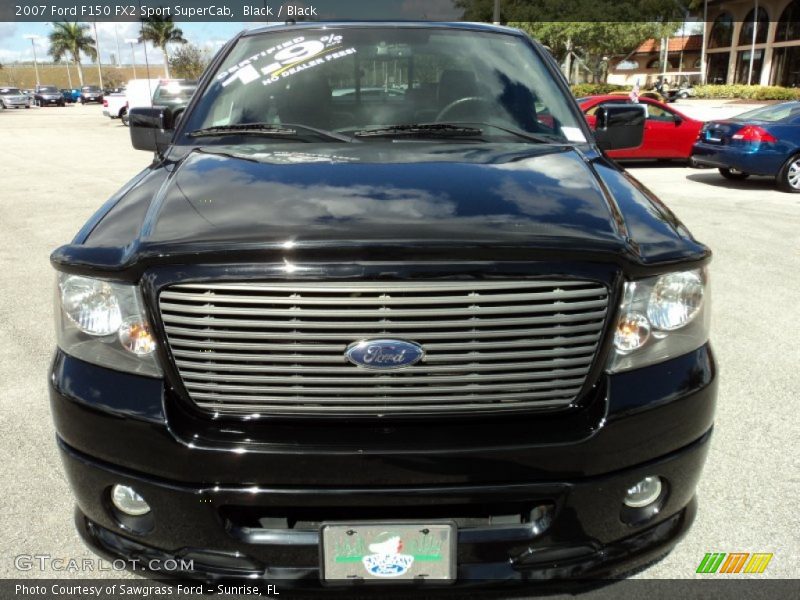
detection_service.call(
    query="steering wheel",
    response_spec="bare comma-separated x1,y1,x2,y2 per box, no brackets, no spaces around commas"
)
435,96,494,123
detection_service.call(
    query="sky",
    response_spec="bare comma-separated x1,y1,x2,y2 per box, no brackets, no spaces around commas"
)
1,16,705,67
0,21,258,66
0,0,463,65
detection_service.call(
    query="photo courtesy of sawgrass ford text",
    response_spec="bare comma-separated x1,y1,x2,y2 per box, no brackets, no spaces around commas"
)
0,1,798,599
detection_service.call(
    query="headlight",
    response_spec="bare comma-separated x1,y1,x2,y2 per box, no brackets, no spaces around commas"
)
608,268,710,373
55,274,161,377
646,271,704,330
60,276,122,336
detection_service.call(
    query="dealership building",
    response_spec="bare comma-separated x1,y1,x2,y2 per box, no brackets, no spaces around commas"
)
609,0,800,88
705,0,800,86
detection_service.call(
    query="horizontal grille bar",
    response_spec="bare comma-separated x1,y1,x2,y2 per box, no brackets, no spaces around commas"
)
160,286,603,307
159,279,609,416
180,363,592,385
160,310,607,330
160,298,608,319
191,390,583,414
164,322,604,342
170,343,598,364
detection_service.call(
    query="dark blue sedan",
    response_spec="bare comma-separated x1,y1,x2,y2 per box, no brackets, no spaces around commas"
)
692,102,800,193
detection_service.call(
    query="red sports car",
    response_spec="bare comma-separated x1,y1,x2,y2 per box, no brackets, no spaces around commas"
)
578,95,704,161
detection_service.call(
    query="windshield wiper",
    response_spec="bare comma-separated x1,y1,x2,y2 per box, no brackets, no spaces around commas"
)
472,122,562,144
188,122,353,142
188,124,298,138
354,123,483,139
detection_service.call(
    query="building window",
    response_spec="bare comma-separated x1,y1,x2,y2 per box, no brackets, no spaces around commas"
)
771,46,800,86
735,49,764,84
709,13,734,48
615,59,639,71
647,58,674,69
707,54,729,84
738,7,770,46
775,0,800,42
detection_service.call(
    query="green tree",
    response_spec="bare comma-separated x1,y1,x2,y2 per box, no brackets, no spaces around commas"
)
138,14,187,78
168,43,210,80
455,0,690,22
48,22,96,86
513,21,679,82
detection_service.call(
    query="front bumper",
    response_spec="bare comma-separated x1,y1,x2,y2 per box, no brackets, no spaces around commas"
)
50,344,717,585
64,434,706,585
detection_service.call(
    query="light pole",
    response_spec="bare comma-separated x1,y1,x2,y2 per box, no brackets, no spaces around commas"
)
125,38,138,78
92,22,104,89
23,35,40,87
114,24,122,67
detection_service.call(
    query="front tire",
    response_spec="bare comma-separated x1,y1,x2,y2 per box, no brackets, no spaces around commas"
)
777,154,800,193
719,167,749,181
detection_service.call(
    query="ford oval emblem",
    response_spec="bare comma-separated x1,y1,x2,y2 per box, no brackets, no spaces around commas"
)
345,339,425,370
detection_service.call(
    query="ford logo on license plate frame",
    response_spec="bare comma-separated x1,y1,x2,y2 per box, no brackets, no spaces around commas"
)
345,339,425,370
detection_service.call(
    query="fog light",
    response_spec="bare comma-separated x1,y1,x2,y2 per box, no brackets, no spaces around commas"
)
111,485,151,516
623,476,663,508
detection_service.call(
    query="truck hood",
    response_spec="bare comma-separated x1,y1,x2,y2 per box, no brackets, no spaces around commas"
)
150,144,623,247
55,143,708,275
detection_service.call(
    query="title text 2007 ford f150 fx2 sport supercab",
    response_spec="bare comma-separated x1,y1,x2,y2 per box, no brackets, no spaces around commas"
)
50,22,716,588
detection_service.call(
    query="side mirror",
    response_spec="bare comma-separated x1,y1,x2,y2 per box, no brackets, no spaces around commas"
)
129,107,174,153
594,104,646,152
674,116,683,127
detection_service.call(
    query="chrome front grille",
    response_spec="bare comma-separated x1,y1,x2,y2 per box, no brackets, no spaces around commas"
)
159,280,609,416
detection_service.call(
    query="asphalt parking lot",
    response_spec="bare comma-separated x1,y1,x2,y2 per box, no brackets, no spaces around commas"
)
0,103,798,587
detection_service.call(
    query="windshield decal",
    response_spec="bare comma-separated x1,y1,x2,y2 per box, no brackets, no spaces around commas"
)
560,127,586,143
217,35,356,89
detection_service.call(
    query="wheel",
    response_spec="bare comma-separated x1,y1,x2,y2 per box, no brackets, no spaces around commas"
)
121,110,129,126
776,154,800,193
679,91,689,99
719,167,749,181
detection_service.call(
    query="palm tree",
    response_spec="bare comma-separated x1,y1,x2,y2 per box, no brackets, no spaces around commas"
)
48,22,96,87
138,16,187,78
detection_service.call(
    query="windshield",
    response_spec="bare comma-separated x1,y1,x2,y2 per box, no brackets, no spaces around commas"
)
39,86,58,93
735,102,800,122
181,26,585,144
82,86,100,92
1,88,21,94
154,83,197,101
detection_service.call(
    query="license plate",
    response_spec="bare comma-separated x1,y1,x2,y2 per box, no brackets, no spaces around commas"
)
321,521,455,582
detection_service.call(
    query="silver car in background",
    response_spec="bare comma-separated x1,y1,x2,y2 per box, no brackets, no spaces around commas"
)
0,87,32,109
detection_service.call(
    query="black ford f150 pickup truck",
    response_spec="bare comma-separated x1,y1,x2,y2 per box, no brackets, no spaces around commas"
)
49,22,715,587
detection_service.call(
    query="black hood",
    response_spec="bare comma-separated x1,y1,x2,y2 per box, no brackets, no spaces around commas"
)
145,144,623,250
53,142,708,276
